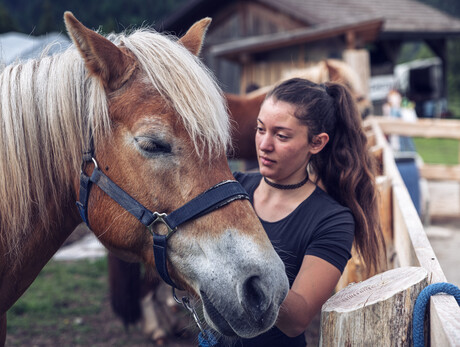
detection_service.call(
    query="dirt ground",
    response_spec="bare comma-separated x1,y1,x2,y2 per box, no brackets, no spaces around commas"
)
6,297,197,347
424,180,460,287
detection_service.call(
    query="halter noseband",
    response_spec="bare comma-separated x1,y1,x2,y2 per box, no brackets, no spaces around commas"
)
76,148,249,289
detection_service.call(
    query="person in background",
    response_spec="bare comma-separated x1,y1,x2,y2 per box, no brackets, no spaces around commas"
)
228,78,385,347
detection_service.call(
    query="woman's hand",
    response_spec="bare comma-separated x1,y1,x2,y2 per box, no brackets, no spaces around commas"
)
275,255,341,337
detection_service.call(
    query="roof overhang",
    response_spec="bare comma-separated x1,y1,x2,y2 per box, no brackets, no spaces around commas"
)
210,16,384,62
379,30,460,40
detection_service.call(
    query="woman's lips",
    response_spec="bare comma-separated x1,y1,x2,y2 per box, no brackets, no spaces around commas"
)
259,156,275,166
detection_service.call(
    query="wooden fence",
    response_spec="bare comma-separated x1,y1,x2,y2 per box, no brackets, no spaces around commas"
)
375,117,460,182
320,117,460,346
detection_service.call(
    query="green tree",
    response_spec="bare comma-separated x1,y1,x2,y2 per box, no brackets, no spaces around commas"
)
416,0,460,115
37,0,55,34
0,3,18,33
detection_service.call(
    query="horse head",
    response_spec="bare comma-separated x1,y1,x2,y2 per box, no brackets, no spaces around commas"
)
324,59,373,118
64,13,288,338
283,59,373,118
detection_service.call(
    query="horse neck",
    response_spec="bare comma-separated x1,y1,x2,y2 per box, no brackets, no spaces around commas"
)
0,197,80,314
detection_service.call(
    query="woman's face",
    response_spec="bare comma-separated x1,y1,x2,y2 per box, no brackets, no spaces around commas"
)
256,97,313,184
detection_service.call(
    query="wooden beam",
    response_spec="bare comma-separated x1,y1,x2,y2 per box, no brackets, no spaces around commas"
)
365,118,446,280
345,30,356,49
372,116,460,140
419,164,460,181
352,119,460,346
430,296,460,346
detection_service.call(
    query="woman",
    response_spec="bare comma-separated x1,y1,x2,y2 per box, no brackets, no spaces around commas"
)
229,78,385,346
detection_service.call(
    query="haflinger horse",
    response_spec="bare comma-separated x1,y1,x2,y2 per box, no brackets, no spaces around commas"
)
0,12,289,345
227,59,373,160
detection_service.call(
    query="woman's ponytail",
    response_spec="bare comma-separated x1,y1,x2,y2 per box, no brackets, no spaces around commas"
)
312,82,385,274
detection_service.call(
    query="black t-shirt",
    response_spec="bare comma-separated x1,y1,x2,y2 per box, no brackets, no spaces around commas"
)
228,172,355,347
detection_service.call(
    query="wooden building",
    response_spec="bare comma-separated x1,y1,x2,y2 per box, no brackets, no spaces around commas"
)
158,0,460,98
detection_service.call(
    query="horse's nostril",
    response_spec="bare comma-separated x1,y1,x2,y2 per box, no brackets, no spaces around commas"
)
242,276,269,321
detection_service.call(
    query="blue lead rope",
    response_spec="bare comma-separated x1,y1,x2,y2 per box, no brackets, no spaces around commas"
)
198,330,218,347
413,282,460,347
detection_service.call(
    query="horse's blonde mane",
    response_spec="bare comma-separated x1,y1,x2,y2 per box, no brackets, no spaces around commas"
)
0,28,230,260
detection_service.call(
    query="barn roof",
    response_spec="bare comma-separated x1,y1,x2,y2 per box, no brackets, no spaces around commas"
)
260,0,460,38
161,0,460,40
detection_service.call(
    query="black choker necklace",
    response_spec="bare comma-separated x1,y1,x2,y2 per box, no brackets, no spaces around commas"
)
263,173,309,190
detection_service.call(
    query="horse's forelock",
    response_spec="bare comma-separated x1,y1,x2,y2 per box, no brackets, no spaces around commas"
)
119,29,231,159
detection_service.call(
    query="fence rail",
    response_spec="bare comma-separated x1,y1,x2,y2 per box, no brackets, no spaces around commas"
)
320,117,460,346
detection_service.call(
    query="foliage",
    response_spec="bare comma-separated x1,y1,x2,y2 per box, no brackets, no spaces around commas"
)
0,0,187,35
397,42,436,64
415,0,460,117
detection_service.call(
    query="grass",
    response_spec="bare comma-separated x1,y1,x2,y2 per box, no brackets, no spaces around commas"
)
6,256,194,346
7,257,108,341
412,137,459,165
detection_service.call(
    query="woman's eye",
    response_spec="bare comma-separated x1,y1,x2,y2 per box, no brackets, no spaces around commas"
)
255,126,265,133
135,137,171,154
277,134,289,140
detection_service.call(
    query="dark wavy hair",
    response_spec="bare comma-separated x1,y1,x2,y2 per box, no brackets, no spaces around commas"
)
266,78,385,273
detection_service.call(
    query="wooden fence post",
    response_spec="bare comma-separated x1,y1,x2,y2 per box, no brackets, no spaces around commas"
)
320,267,428,346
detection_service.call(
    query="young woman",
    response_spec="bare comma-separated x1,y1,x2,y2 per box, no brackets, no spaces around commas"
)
230,78,385,346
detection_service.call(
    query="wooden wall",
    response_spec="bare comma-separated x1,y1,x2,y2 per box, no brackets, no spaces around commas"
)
202,1,349,93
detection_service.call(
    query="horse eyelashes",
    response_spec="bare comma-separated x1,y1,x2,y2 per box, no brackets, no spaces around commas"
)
134,136,171,154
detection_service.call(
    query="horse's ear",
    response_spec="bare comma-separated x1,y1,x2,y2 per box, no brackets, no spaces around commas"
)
64,11,137,90
179,17,212,56
325,60,341,83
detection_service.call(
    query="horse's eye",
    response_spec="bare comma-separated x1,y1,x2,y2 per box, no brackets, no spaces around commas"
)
134,136,171,154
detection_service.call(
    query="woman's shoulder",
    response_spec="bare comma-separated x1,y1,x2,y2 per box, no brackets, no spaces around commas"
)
309,186,353,219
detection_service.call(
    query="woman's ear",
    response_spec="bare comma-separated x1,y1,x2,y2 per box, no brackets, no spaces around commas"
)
310,133,329,154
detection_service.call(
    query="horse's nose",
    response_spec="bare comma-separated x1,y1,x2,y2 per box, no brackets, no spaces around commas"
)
241,275,271,322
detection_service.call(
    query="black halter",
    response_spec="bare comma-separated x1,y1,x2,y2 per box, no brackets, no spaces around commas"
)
76,147,249,289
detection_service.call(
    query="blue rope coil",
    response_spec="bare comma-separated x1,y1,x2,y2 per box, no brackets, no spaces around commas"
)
413,282,460,347
198,329,218,347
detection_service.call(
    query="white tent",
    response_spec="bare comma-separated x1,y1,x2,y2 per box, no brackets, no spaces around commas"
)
0,31,70,65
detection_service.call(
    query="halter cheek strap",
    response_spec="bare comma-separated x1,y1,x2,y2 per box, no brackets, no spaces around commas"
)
76,156,249,288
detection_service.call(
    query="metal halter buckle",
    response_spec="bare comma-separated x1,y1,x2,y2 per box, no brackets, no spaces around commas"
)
147,212,176,238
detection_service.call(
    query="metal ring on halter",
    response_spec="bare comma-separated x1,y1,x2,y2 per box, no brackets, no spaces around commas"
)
81,156,98,172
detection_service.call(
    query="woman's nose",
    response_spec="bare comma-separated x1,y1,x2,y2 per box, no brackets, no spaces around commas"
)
257,133,273,152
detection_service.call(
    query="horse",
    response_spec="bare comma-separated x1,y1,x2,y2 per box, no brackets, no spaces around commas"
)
227,59,373,160
0,12,289,345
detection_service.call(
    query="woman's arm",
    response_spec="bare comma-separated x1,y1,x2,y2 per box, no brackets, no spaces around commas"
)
275,255,341,337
